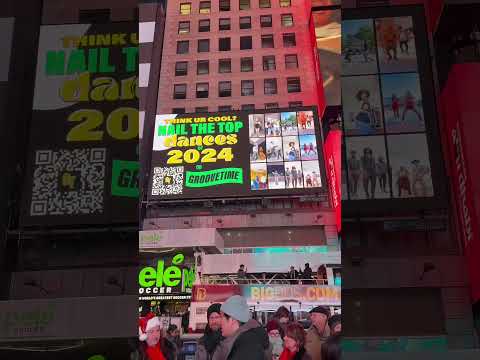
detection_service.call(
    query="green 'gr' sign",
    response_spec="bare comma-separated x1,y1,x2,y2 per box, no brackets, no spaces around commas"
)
111,160,139,197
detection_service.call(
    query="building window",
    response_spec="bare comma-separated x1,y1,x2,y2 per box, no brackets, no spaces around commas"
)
219,105,232,111
199,1,211,14
240,16,252,29
260,15,272,28
280,0,291,7
281,14,294,27
283,33,296,47
287,77,301,93
195,107,209,112
241,57,254,72
178,21,190,34
219,81,232,97
289,101,302,108
175,61,188,76
265,102,279,109
172,107,186,114
219,18,231,31
199,19,210,32
177,41,189,54
242,104,255,110
241,80,254,96
174,84,187,99
196,83,209,98
197,60,209,75
259,0,271,8
219,38,231,51
219,59,231,73
220,0,230,11
198,39,210,52
261,35,274,48
264,79,277,95
239,0,250,10
240,36,252,50
180,3,191,15
285,54,298,69
263,56,276,71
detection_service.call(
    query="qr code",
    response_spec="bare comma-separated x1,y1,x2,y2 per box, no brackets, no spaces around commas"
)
152,167,184,196
30,148,106,216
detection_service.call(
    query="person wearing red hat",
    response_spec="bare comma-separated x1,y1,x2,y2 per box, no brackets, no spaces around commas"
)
137,313,176,360
266,320,283,360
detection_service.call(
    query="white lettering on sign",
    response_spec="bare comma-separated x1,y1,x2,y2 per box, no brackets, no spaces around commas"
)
452,124,472,246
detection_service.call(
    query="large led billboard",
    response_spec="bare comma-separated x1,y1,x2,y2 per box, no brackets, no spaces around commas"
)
20,22,138,226
148,107,328,200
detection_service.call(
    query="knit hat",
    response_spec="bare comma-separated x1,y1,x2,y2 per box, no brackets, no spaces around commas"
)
328,314,341,330
310,306,331,318
139,313,161,341
266,320,280,334
220,295,251,323
207,303,222,320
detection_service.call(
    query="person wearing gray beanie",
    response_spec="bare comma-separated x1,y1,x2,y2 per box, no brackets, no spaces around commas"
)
212,295,271,360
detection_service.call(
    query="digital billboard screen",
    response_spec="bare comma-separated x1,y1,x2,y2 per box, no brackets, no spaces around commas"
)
20,22,138,226
148,107,328,200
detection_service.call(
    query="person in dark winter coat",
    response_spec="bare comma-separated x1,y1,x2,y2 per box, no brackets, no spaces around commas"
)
196,303,224,360
279,322,312,360
135,313,176,360
321,334,341,360
214,295,272,360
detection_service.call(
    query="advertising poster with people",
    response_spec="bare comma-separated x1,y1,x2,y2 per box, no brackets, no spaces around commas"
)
342,19,378,76
345,136,390,200
342,75,384,136
148,108,327,199
375,16,418,73
387,134,434,198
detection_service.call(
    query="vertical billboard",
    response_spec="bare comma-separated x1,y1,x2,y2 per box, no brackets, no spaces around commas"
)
147,108,328,200
341,6,446,212
20,22,138,226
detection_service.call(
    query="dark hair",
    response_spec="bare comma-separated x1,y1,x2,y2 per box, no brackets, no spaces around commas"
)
167,324,178,335
321,334,342,360
355,89,370,101
284,322,306,348
274,306,290,320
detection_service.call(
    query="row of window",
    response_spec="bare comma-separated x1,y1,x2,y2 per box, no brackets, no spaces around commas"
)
178,14,293,34
180,0,291,15
173,77,301,99
172,101,303,113
175,54,298,76
176,33,296,53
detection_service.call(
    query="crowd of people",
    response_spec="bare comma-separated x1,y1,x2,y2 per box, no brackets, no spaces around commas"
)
136,295,341,360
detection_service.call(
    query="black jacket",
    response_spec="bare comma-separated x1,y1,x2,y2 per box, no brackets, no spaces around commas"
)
226,320,271,360
133,338,177,360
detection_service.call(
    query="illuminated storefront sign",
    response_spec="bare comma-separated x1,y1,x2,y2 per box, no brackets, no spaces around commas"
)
21,22,138,226
138,254,196,297
148,108,327,200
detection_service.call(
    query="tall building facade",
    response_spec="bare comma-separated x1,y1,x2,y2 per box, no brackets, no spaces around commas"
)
155,0,321,113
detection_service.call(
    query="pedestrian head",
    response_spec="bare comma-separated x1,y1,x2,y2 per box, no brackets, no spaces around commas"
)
239,264,245,269
321,334,342,360
283,322,306,353
274,306,291,325
207,303,222,332
356,89,370,101
328,314,341,335
220,295,251,337
167,324,180,337
266,319,283,338
309,306,330,335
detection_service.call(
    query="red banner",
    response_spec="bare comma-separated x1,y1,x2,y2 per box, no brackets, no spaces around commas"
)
192,285,241,302
441,63,480,302
324,129,342,232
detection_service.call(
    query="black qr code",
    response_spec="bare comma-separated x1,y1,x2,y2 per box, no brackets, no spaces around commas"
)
30,148,106,216
152,167,184,196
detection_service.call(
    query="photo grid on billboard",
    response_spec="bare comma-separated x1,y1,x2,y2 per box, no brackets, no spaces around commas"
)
249,110,322,191
342,16,434,201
